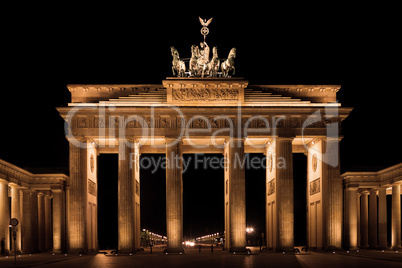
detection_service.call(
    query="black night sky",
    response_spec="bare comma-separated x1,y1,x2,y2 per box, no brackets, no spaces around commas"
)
1,4,400,249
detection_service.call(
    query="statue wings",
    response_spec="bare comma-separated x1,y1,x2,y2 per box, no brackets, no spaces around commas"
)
199,17,213,27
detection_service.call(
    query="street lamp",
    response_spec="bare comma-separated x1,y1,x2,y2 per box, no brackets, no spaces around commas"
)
246,227,254,247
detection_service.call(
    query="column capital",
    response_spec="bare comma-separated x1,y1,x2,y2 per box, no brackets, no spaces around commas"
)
276,136,294,143
369,188,378,194
21,188,34,193
8,182,20,188
51,185,64,192
346,186,359,191
165,137,183,146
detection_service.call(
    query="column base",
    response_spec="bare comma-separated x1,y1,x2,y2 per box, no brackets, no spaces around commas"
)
163,248,184,254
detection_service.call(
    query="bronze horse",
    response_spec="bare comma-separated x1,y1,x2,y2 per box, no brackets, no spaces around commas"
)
221,48,236,77
170,46,186,77
207,46,220,77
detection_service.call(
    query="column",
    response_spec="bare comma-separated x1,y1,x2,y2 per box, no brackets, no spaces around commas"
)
378,187,387,249
117,140,135,253
321,138,342,249
357,193,361,248
67,142,86,252
165,138,184,253
276,138,294,251
0,179,10,254
22,190,33,253
10,184,21,253
224,142,230,251
30,191,39,252
391,184,401,248
345,187,358,249
360,191,369,248
38,193,45,252
44,194,52,251
133,142,141,249
368,189,378,248
52,188,65,253
225,137,246,252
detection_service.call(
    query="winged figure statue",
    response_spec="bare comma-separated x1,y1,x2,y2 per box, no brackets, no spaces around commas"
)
199,17,213,27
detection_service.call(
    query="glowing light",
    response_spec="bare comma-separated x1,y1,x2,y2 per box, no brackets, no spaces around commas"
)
246,227,254,233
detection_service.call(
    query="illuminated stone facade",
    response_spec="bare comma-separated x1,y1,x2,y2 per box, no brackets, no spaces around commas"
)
0,159,67,254
4,77,400,255
57,77,352,253
342,164,402,249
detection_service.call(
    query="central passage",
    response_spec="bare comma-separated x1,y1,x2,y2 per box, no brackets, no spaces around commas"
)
183,154,224,239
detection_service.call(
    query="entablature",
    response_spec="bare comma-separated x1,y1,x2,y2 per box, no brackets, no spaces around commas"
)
342,163,402,190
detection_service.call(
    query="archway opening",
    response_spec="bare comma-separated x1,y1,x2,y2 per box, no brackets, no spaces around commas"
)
183,154,224,241
245,153,266,246
140,154,166,242
293,153,307,247
97,154,118,250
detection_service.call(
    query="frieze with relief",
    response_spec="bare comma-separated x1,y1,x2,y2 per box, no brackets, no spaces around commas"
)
172,88,239,101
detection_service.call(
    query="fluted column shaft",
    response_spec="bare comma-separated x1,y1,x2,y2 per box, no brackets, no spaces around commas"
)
30,192,39,252
165,138,184,253
68,143,86,252
360,192,369,248
227,138,246,252
276,138,294,251
368,189,377,248
378,187,387,249
10,185,21,253
322,138,342,249
391,184,401,248
22,190,33,253
118,141,135,253
357,193,361,247
0,180,10,254
44,195,52,251
345,188,358,249
38,193,45,252
52,189,65,253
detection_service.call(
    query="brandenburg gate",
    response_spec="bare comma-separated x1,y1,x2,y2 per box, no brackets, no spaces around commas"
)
1,18,401,256
56,77,352,253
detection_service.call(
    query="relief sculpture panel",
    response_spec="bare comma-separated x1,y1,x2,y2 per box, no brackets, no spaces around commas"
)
172,88,239,101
